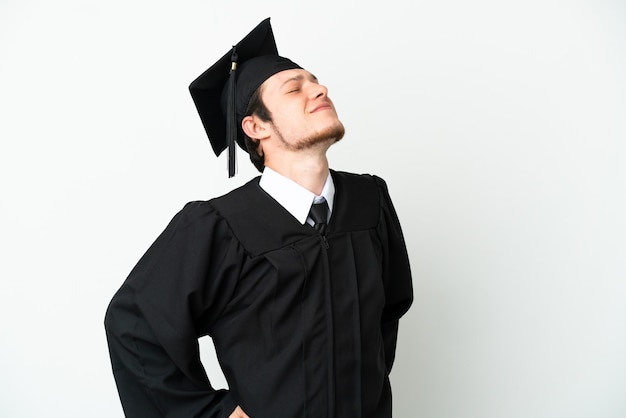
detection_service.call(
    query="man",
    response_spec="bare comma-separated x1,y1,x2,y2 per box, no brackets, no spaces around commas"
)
105,18,413,418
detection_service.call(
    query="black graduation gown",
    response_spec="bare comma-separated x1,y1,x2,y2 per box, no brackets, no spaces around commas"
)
105,170,413,418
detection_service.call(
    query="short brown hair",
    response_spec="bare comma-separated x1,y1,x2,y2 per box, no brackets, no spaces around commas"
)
243,86,272,172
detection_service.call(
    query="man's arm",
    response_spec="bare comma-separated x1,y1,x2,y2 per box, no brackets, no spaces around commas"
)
104,202,241,417
105,285,237,417
375,176,414,373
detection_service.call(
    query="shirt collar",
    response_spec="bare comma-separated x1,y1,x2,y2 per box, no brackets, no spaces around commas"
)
259,167,335,225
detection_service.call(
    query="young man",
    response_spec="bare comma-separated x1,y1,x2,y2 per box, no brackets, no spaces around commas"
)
105,18,413,418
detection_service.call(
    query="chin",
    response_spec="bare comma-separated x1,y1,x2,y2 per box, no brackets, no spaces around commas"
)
305,122,345,148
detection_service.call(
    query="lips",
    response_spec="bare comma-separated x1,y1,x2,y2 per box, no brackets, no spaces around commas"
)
310,102,332,113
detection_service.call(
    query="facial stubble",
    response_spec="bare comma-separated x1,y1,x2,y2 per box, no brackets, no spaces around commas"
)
271,120,346,152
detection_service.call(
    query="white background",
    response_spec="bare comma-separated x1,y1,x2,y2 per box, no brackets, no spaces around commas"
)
1,1,625,417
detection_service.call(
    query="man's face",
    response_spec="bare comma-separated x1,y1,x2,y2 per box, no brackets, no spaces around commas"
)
259,68,345,151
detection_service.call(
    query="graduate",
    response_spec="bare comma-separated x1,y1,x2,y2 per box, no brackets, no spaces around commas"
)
105,18,413,418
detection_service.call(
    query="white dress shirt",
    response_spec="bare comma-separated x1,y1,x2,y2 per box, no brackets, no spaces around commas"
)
259,167,334,226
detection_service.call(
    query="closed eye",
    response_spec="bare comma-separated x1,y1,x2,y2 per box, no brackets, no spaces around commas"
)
281,75,305,93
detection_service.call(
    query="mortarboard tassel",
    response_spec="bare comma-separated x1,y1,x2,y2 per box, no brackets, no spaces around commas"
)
226,47,238,177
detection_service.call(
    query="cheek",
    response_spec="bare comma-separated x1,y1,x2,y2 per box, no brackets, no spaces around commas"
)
272,106,303,128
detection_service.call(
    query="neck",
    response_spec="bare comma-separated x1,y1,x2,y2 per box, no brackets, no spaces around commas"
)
265,151,329,196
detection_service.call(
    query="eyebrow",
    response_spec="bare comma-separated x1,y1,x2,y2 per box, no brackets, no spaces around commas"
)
280,73,319,89
280,74,304,89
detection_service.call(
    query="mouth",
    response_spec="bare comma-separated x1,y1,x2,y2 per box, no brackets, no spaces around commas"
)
310,103,333,113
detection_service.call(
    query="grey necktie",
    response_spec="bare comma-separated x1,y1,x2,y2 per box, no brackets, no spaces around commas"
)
308,199,329,235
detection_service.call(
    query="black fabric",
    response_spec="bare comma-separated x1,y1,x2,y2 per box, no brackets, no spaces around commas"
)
104,171,413,418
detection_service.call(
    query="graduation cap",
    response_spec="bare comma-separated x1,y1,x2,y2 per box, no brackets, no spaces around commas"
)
189,18,301,177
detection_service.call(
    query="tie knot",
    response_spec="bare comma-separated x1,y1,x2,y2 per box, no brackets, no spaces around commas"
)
309,199,329,235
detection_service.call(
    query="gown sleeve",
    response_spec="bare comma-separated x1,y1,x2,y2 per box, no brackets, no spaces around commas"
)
104,201,242,418
374,176,414,374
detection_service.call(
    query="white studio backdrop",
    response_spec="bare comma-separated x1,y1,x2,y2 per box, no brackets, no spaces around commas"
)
1,1,625,417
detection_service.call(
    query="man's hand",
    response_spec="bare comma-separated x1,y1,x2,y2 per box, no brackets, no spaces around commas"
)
228,405,250,418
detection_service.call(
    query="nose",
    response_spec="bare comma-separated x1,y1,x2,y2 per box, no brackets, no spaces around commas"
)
308,82,328,100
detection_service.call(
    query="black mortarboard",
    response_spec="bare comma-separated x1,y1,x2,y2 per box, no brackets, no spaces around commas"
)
189,18,301,177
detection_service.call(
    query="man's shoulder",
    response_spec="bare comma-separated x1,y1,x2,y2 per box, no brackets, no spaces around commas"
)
331,169,387,182
327,170,387,231
208,176,263,213
331,170,388,197
171,177,262,225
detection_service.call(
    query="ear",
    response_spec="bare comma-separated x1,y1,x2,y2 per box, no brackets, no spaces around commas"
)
242,115,270,141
